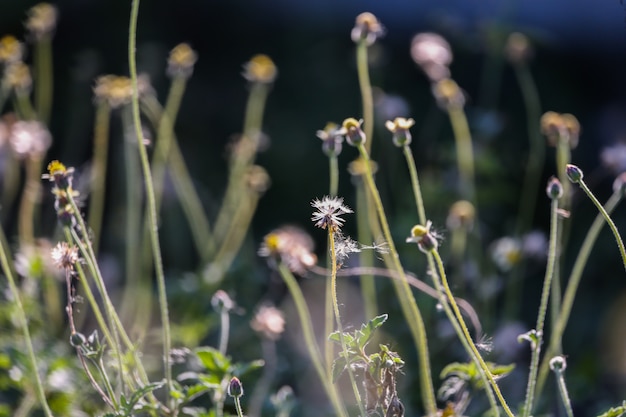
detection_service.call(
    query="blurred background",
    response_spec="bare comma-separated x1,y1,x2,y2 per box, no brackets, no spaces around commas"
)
2,0,626,415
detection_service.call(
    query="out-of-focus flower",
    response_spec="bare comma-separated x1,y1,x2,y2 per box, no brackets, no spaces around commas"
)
540,111,580,149
433,78,465,109
406,221,440,253
211,290,235,313
385,117,415,147
93,74,153,108
25,3,58,40
15,239,56,278
338,118,366,147
51,242,80,272
4,61,32,94
601,142,626,174
505,32,532,64
243,54,277,84
411,33,452,82
0,35,24,64
251,304,285,340
348,156,378,178
258,226,317,275
522,230,548,260
351,12,384,46
246,165,271,194
490,237,522,272
167,43,197,79
311,196,353,230
9,120,51,159
316,122,344,157
446,200,475,231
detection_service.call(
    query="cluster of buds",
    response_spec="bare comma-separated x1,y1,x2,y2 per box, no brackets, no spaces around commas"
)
540,111,580,149
42,160,79,228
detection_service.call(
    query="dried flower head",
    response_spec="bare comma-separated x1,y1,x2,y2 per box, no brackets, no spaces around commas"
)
505,32,532,64
338,118,366,146
433,78,465,109
251,305,285,340
243,54,277,84
167,43,198,79
410,33,452,82
311,196,353,231
51,242,80,272
9,120,51,158
0,35,24,64
446,200,476,230
334,231,361,265
385,117,415,147
93,74,153,108
25,3,58,40
258,226,317,275
406,221,440,253
4,61,32,93
316,122,344,157
351,12,384,46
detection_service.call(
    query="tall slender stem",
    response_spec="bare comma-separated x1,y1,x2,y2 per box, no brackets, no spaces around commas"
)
128,0,172,404
356,41,374,154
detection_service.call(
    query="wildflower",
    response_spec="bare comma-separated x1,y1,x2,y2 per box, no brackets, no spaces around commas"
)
243,54,277,84
93,74,153,108
9,120,51,159
410,33,452,82
351,12,384,46
51,242,80,272
25,3,58,40
565,164,583,183
251,304,285,340
522,231,548,260
490,237,522,271
505,32,532,64
4,61,32,94
42,160,74,190
311,196,353,230
167,43,198,79
258,226,317,275
339,118,366,146
406,221,440,253
385,117,415,147
0,35,24,64
546,176,563,199
316,122,344,157
601,142,626,174
446,200,475,231
540,111,580,149
227,376,244,398
432,78,465,109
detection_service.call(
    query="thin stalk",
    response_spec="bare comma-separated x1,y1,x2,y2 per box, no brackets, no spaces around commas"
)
328,226,367,417
18,155,43,248
356,143,437,416
87,101,112,254
14,92,37,120
277,262,348,417
355,183,377,322
34,36,53,124
356,40,374,154
329,154,339,197
551,360,574,417
129,0,173,405
535,191,623,396
522,197,559,417
431,250,515,417
402,145,427,223
0,226,54,417
577,179,626,271
248,338,277,417
447,106,476,204
218,309,230,355
234,395,245,417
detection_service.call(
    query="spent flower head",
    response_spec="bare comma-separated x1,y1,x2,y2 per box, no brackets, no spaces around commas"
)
410,33,452,82
251,304,285,340
167,43,198,79
540,111,580,149
311,196,353,231
25,3,58,40
51,242,80,272
334,231,361,265
243,54,277,84
385,117,415,147
93,74,153,108
351,12,384,46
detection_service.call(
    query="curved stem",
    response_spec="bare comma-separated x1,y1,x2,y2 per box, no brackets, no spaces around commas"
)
447,106,476,205
129,0,173,405
402,145,427,224
522,198,559,417
356,41,374,154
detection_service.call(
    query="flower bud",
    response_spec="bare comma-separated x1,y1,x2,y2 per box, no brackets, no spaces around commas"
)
351,12,384,46
565,164,583,183
70,332,86,348
228,376,244,398
549,355,567,372
340,118,366,146
546,176,563,200
384,117,415,147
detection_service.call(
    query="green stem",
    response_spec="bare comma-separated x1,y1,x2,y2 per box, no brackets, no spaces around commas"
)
328,226,367,417
402,145,426,224
522,197,559,417
329,154,339,197
88,101,112,254
356,143,437,416
447,106,476,204
34,36,53,124
431,250,515,417
356,40,374,154
578,179,626,271
552,364,574,417
535,191,622,398
234,396,245,417
18,155,42,248
218,310,230,355
14,92,37,120
355,183,378,322
0,225,54,417
129,0,173,405
277,262,348,417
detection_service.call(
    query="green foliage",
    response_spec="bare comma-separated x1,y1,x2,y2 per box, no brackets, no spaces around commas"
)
597,402,626,417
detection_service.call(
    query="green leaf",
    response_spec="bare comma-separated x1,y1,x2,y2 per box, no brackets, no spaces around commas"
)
185,383,212,402
232,359,265,377
440,362,473,380
328,331,355,346
195,347,232,375
331,356,349,383
597,402,626,417
125,380,166,411
356,314,388,350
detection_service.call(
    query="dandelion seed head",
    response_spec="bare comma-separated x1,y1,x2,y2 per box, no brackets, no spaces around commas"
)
334,232,361,265
311,196,353,230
